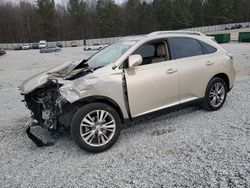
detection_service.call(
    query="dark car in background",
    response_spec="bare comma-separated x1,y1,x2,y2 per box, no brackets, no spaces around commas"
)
56,42,63,48
226,24,243,30
40,45,61,53
14,45,22,50
32,43,39,49
231,24,242,29
0,48,6,56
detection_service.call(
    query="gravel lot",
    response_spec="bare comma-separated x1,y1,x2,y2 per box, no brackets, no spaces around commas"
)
0,44,249,187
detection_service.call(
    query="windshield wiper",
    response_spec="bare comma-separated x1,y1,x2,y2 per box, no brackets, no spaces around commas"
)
64,65,103,80
85,65,104,72
81,65,103,73
85,67,94,73
93,66,104,71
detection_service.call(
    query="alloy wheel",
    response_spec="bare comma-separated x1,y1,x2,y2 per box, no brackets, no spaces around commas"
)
209,82,225,108
80,110,116,147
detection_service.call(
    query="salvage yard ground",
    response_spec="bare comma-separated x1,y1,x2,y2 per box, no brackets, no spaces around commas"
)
0,44,249,187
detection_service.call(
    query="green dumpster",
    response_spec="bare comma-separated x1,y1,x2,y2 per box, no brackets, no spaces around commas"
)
239,32,250,42
208,34,231,44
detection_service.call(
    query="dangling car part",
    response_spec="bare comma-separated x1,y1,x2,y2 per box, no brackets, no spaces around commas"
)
26,120,54,147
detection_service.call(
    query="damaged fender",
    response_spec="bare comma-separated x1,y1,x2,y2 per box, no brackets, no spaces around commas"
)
59,68,129,119
21,62,129,131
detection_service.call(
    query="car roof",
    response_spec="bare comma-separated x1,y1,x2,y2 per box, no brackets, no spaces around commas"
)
120,30,220,49
125,31,205,41
112,30,222,69
147,30,204,37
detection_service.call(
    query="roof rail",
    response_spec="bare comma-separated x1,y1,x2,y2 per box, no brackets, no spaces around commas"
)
147,30,204,37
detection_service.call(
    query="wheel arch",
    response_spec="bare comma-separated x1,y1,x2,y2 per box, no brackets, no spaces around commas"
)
211,73,230,92
63,95,125,125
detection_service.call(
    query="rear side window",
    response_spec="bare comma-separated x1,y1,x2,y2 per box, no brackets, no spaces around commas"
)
199,41,217,54
168,37,203,59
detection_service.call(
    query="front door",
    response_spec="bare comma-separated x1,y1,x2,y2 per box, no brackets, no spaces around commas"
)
124,40,179,117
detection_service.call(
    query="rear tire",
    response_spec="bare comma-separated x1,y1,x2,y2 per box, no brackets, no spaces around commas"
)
202,77,227,111
71,103,121,153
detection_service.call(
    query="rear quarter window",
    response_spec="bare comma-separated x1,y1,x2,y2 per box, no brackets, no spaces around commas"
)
199,41,217,54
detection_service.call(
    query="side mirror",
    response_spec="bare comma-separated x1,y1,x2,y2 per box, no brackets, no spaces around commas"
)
128,54,142,68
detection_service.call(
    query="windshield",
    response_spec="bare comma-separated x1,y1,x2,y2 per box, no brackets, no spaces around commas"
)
87,40,136,69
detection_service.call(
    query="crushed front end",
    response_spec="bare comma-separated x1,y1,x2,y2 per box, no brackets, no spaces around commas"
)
23,80,65,130
20,60,89,132
20,79,70,147
19,59,126,147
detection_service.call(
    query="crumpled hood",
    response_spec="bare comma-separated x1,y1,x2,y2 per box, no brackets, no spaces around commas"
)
20,60,83,94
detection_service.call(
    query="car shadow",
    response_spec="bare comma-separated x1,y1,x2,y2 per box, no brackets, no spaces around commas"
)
16,103,205,154
123,102,203,129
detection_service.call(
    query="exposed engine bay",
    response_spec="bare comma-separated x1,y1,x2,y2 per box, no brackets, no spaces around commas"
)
24,81,64,130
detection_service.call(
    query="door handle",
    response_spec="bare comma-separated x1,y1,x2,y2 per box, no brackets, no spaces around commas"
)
206,61,214,66
166,68,177,74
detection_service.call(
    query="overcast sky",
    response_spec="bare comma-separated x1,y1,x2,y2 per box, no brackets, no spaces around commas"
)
55,0,125,4
6,0,126,5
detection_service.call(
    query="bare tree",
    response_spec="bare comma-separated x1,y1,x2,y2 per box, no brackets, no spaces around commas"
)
0,0,250,43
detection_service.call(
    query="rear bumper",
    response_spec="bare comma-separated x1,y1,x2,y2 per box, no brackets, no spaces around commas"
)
228,59,236,91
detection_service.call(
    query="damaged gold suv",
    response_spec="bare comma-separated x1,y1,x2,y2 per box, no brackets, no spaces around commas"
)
21,31,236,152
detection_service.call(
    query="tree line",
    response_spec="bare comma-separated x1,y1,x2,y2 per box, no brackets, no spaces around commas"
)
0,0,250,43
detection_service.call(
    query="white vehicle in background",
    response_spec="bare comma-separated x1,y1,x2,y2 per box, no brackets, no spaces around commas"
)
38,40,47,49
208,36,216,42
84,43,109,51
22,44,31,50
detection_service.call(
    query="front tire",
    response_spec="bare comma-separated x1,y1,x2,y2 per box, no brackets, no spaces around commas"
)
202,77,227,111
71,103,121,153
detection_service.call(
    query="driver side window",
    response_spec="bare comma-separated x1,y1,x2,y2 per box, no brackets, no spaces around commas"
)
133,41,169,66
135,44,155,59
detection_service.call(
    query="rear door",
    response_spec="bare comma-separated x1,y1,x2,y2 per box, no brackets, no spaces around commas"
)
168,37,218,103
124,40,179,117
